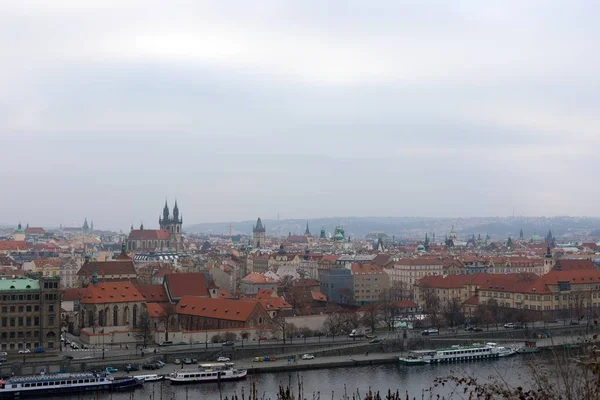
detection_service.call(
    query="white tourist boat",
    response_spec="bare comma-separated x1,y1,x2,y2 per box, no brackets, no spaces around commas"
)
166,362,247,384
422,342,515,363
0,372,142,399
133,374,164,382
399,350,431,365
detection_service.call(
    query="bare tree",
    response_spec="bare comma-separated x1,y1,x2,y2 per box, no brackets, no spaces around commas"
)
135,309,153,348
420,286,442,328
444,297,464,328
361,304,382,333
323,313,342,340
223,331,237,342
159,303,178,342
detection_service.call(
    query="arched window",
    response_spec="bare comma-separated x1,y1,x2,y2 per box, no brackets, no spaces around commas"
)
132,305,138,328
113,306,118,326
123,306,129,326
98,309,104,327
88,310,94,327
79,309,85,328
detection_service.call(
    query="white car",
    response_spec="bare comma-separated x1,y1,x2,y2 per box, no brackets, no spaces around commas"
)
217,357,230,362
18,349,31,354
174,358,181,365
301,354,314,360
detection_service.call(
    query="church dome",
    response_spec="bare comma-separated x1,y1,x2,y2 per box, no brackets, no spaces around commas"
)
530,233,543,242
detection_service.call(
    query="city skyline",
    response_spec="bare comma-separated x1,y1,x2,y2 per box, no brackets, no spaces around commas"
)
2,1,600,228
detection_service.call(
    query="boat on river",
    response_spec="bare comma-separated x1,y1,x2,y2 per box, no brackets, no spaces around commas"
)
0,372,142,399
166,362,247,384
399,350,431,365
422,342,515,364
133,374,164,382
517,341,539,354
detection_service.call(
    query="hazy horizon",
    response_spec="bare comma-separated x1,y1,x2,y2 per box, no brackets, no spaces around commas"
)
2,1,599,230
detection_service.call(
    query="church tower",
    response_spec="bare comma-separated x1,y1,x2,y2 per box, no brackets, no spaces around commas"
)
253,217,266,248
159,199,183,251
543,244,554,274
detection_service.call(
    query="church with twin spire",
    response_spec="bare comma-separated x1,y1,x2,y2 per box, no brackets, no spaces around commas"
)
125,199,183,252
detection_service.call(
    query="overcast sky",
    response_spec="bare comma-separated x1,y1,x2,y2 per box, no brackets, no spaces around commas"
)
1,1,599,230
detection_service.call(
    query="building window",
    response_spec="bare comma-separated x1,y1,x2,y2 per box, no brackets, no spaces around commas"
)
26,306,31,312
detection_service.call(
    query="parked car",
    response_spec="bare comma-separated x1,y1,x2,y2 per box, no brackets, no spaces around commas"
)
155,360,165,367
183,358,192,365
105,367,118,374
63,355,74,360
421,328,439,336
192,358,198,364
159,341,173,347
217,357,231,362
18,349,31,354
70,343,79,349
191,341,204,345
143,363,158,370
125,364,139,372
222,341,235,346
33,348,45,354
465,326,483,332
65,340,71,345
369,338,381,344
301,354,314,360
365,334,376,339
174,358,181,365
175,341,187,346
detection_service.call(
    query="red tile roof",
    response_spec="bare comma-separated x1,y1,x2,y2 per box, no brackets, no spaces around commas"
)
25,227,46,235
311,290,327,302
136,284,170,302
33,258,62,270
62,288,87,301
242,272,276,284
77,260,136,277
393,300,417,308
128,229,170,240
554,259,595,270
0,241,29,251
80,282,144,304
164,273,209,300
146,302,167,318
350,263,385,274
176,296,263,322
394,258,443,266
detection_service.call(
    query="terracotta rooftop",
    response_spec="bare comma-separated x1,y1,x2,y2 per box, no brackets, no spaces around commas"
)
25,227,46,235
0,241,29,251
128,229,170,240
553,259,595,271
176,296,263,322
80,282,144,304
146,302,166,318
62,288,87,302
136,284,169,302
164,273,209,300
77,260,136,277
242,272,277,284
394,258,443,266
350,263,385,274
310,290,327,302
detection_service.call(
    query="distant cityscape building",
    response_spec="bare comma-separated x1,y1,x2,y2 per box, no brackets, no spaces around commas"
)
126,200,183,252
253,217,266,248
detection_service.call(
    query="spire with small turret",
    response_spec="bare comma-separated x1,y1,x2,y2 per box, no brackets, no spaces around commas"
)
304,221,311,236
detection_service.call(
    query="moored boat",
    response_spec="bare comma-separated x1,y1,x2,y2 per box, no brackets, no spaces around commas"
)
133,374,164,382
422,342,511,364
166,362,247,384
0,372,142,399
399,350,432,365
517,340,539,354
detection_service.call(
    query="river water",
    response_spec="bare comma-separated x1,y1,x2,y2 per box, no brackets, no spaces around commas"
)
63,356,536,400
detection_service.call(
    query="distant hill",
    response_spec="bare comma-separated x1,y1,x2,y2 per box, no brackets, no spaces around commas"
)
185,216,600,241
